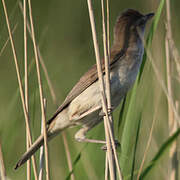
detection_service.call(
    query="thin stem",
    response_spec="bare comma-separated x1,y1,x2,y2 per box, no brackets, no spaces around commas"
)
101,0,123,179
86,0,116,179
23,0,31,179
105,154,109,180
1,0,38,178
0,141,6,180
39,99,47,180
19,2,74,179
27,0,50,179
165,0,180,78
101,0,114,177
165,0,174,134
101,0,111,110
165,1,178,179
62,133,75,180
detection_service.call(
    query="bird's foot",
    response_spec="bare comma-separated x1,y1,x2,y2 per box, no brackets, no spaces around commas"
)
101,139,120,151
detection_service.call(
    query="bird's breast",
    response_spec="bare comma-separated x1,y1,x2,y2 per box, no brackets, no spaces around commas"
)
68,46,144,123
110,46,144,108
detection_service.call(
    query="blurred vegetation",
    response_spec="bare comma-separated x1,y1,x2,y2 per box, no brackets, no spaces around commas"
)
0,0,180,179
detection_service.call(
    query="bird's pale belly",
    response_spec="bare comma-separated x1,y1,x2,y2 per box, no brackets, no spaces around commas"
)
67,58,141,127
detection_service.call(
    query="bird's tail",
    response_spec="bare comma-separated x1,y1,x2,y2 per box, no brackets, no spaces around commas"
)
15,134,44,170
14,131,57,170
15,109,70,170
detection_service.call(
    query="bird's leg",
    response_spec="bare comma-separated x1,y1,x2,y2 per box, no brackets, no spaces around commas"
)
75,126,106,144
73,105,116,145
75,126,120,151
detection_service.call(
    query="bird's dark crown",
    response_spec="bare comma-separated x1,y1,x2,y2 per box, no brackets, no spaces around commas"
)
111,9,154,58
116,9,145,27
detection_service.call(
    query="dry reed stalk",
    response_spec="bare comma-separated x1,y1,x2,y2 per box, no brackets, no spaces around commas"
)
38,124,44,180
86,0,117,179
38,99,47,180
101,0,123,179
38,121,44,180
0,141,6,180
19,2,74,179
62,133,75,180
165,0,175,132
18,2,57,104
19,3,75,179
27,0,50,179
168,38,180,78
100,0,114,177
23,0,31,179
165,1,179,178
105,155,109,180
1,0,38,179
37,66,75,179
165,27,175,179
165,0,180,78
101,0,111,112
169,101,178,180
38,48,75,180
165,34,174,131
106,0,110,64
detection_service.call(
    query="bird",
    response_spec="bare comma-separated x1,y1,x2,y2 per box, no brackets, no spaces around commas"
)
15,9,154,169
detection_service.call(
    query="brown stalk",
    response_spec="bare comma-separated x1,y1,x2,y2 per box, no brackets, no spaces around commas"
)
165,0,180,78
165,0,175,133
19,2,75,179
27,0,50,179
169,101,179,180
165,1,179,179
38,48,75,180
38,49,75,180
165,33,174,131
101,0,114,177
38,99,47,180
0,141,6,180
101,0,123,179
86,0,117,179
105,155,109,180
19,2,57,104
168,38,180,78
1,0,38,179
38,122,44,180
23,0,31,179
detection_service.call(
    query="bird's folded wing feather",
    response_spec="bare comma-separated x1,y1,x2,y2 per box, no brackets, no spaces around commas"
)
47,50,125,125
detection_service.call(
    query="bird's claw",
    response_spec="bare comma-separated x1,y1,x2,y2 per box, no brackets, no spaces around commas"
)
101,140,120,151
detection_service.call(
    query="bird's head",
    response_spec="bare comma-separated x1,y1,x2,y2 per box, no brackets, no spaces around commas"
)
112,9,154,52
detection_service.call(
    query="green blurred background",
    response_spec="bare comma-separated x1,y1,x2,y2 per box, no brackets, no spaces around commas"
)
0,0,180,179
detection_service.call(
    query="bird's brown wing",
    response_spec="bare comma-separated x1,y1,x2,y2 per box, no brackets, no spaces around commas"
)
47,50,125,125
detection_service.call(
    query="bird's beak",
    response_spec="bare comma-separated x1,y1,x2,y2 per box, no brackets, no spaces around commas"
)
145,12,154,21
